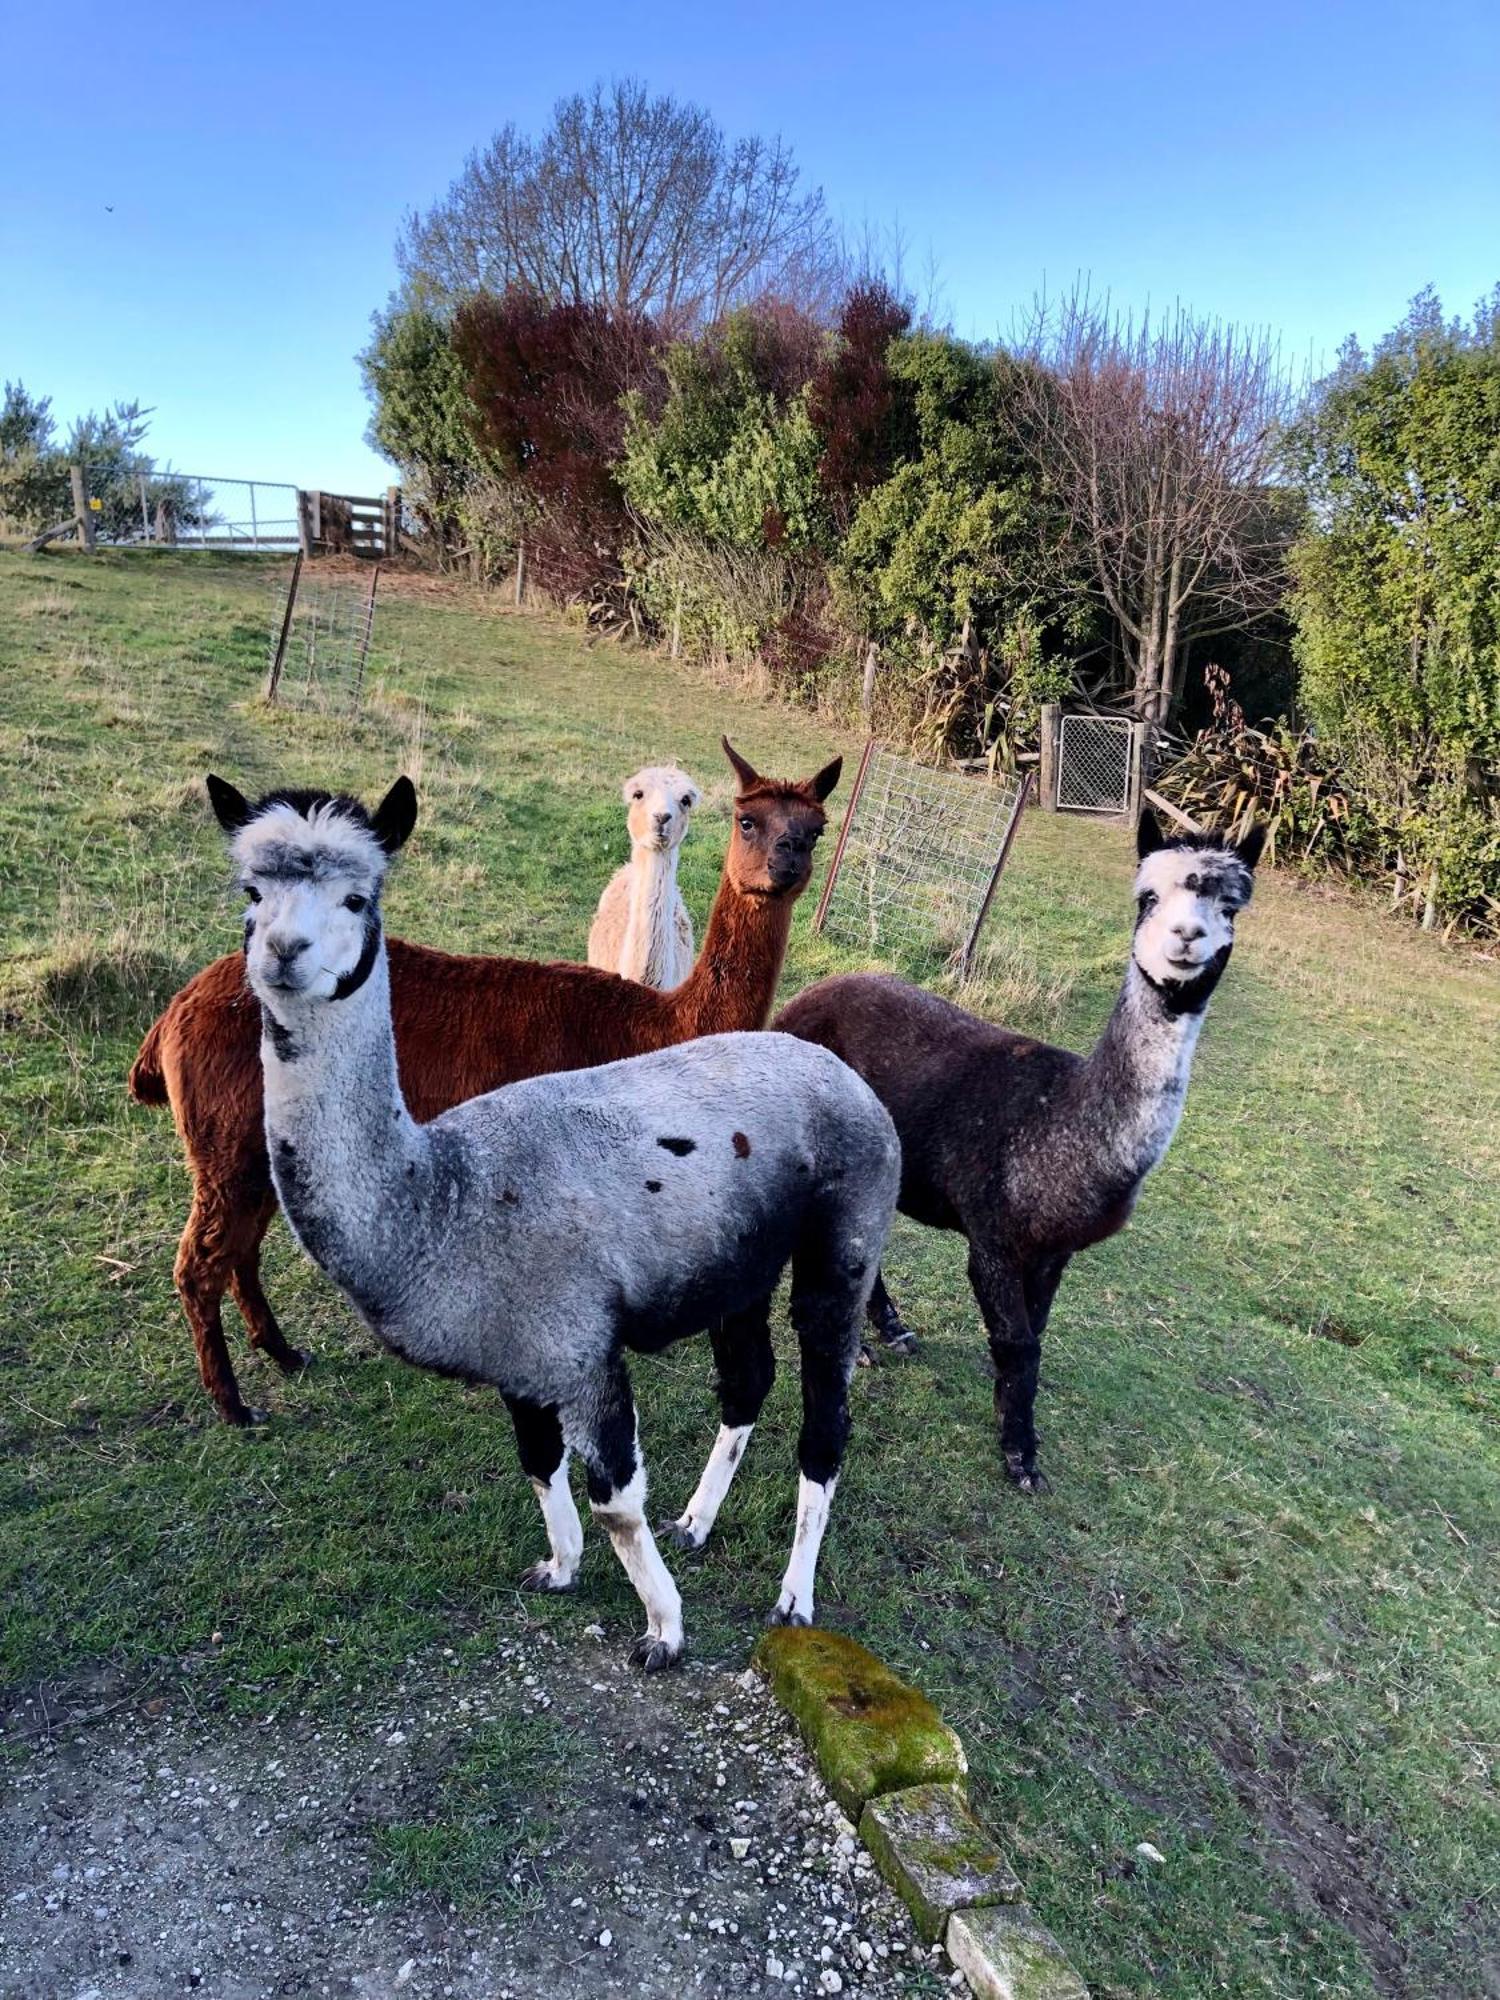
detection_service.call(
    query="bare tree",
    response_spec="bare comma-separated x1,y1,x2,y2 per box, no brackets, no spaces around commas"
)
1011,288,1295,725
399,78,838,333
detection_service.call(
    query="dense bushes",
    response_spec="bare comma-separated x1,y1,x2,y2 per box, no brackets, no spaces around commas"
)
360,276,1500,933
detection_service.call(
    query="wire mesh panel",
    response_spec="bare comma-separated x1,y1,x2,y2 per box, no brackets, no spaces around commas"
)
814,745,1030,975
1057,715,1139,815
265,560,380,711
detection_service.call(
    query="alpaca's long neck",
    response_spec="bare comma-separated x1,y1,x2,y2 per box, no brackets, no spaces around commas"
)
258,942,425,1316
674,876,796,1036
619,841,682,987
1066,955,1222,1189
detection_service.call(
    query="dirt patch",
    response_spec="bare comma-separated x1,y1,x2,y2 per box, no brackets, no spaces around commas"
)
0,1625,945,2000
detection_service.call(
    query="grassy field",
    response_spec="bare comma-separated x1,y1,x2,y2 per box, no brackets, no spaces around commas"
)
2,547,1497,1998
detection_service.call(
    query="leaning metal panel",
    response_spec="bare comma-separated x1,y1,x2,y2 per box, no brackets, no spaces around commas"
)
816,746,1028,971
1057,714,1137,814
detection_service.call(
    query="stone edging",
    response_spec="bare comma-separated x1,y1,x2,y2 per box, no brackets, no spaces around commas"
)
753,1629,1089,2000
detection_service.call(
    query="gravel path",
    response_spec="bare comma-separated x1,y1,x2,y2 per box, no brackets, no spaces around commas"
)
0,1624,947,1999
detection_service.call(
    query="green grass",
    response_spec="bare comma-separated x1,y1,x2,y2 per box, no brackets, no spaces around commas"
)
2,546,1497,1997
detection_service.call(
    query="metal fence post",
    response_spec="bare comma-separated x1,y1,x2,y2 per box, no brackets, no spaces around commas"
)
265,552,304,702
812,736,878,934
955,770,1034,979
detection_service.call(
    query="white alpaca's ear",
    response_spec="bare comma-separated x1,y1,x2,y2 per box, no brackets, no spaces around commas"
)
371,777,418,855
206,774,252,834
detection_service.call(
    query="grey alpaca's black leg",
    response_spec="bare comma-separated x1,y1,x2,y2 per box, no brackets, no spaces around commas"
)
859,1267,917,1364
770,1240,860,1627
504,1394,582,1593
660,1299,775,1552
574,1358,684,1673
967,1247,1048,1493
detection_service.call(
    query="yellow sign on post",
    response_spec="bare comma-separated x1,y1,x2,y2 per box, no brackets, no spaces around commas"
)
88,498,102,511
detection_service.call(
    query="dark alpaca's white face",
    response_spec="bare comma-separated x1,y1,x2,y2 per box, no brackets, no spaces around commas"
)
235,806,389,1005
1132,845,1253,984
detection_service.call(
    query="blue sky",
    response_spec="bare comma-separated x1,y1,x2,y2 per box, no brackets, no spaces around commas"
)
3,0,1496,493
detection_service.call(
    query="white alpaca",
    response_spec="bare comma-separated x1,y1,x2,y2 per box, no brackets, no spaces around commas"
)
209,774,900,1670
587,765,699,988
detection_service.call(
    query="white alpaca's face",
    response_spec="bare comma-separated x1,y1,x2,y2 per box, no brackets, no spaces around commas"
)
623,765,699,853
1132,844,1253,986
233,804,391,1006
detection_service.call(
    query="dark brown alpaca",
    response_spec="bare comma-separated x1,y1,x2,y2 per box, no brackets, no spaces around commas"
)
777,813,1262,1491
129,738,840,1424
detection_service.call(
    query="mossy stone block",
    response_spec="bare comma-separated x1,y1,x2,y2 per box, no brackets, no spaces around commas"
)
752,1627,966,1817
859,1782,1022,1940
946,1905,1089,2000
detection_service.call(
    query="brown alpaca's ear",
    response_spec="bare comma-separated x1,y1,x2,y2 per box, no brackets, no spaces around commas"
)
371,777,418,855
722,737,761,795
807,755,842,803
206,774,252,834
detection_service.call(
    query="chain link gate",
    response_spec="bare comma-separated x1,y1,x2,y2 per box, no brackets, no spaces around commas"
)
1055,714,1143,816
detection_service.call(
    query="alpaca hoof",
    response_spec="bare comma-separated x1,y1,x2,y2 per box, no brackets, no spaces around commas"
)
278,1347,314,1377
856,1342,875,1369
630,1635,683,1673
768,1602,811,1628
1004,1452,1049,1494
520,1561,575,1594
880,1326,918,1356
224,1404,269,1428
658,1517,707,1553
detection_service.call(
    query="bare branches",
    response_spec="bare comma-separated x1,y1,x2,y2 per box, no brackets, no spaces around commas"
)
1010,286,1296,723
399,79,838,334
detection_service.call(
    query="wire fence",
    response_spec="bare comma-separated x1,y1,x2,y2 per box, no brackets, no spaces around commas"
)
265,556,381,711
814,744,1031,975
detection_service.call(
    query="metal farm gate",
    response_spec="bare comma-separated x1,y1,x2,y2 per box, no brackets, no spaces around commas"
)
1055,713,1143,817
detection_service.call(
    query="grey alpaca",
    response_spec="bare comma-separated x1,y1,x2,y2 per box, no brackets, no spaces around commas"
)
209,774,900,1668
778,812,1263,1492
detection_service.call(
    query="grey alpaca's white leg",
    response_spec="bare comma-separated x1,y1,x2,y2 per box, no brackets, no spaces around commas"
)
772,1474,838,1626
592,1460,684,1671
504,1394,581,1594
663,1301,775,1553
525,1455,584,1591
666,1423,752,1551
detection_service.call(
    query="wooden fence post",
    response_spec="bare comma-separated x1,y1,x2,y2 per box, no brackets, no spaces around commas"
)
296,490,315,557
382,486,401,557
1038,703,1060,809
515,539,526,606
265,551,304,703
71,466,96,551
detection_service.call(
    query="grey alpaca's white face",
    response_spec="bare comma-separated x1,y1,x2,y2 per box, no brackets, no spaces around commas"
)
623,765,700,854
1132,845,1252,985
234,805,390,1006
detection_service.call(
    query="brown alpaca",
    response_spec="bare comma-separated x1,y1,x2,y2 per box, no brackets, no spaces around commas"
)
129,738,841,1425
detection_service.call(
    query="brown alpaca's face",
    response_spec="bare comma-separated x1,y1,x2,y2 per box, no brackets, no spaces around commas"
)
718,739,842,898
727,789,830,897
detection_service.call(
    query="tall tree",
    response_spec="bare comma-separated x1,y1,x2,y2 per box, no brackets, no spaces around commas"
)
1011,289,1295,725
400,78,837,333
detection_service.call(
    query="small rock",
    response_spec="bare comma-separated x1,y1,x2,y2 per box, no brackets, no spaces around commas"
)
395,1958,416,1986
1135,1841,1166,1865
598,1929,612,1948
729,1838,750,1860
385,1731,407,1748
819,1973,843,1994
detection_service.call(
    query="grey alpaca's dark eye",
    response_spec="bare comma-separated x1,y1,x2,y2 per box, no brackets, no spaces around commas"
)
681,795,692,809
244,885,262,905
1137,891,1156,912
344,894,368,914
632,790,644,801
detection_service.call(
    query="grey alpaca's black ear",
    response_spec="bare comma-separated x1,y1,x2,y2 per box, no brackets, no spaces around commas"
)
1236,821,1266,871
371,777,418,855
206,774,252,834
722,737,761,795
1137,808,1165,859
808,754,842,803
